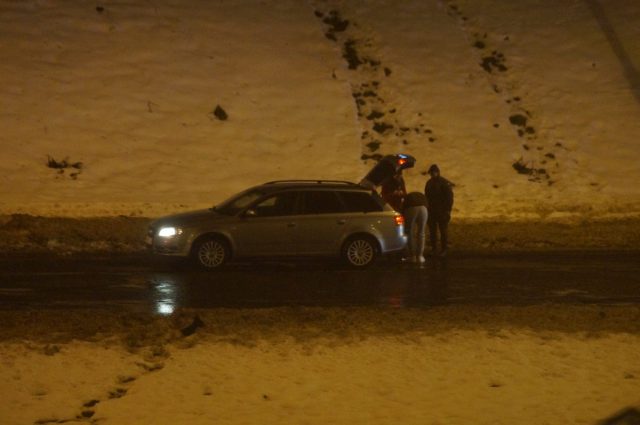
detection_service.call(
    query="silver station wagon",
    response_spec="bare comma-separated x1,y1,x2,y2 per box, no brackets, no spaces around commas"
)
147,180,407,268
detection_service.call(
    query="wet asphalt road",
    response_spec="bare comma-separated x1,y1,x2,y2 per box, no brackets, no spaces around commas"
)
0,251,639,314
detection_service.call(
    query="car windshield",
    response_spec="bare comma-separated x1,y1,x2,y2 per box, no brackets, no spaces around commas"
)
213,188,266,215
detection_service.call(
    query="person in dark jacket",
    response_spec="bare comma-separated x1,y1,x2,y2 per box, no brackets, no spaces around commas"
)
380,170,406,212
424,164,454,256
359,154,416,190
403,191,428,263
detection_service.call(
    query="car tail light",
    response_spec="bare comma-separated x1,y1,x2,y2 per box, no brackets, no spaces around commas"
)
394,215,404,226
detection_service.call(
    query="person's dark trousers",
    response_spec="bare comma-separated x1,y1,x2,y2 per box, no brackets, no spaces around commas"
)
428,211,450,254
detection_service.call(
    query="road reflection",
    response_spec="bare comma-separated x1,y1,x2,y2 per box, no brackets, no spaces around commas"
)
4,252,640,312
381,261,449,308
152,277,179,315
148,260,449,312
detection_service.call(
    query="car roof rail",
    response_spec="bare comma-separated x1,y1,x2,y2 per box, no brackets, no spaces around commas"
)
264,179,359,186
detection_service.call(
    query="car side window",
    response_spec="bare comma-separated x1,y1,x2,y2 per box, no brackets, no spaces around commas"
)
300,191,344,215
251,192,299,217
339,191,384,213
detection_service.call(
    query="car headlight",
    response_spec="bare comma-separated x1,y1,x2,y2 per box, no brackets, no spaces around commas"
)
158,226,182,238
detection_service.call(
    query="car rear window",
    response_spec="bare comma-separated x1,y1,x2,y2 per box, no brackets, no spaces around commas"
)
339,191,384,213
300,190,344,214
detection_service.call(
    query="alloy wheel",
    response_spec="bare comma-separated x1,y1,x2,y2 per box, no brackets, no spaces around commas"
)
197,239,227,268
346,239,375,267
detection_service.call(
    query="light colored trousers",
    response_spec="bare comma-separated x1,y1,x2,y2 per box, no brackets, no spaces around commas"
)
404,205,428,258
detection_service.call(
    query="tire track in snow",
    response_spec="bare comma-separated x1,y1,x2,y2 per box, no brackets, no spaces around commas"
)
442,0,565,185
310,1,438,176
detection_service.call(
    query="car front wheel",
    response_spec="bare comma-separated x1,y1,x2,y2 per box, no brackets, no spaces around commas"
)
192,237,230,269
342,236,378,268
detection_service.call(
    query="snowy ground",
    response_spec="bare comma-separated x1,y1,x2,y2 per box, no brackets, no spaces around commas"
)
1,0,639,219
1,306,640,425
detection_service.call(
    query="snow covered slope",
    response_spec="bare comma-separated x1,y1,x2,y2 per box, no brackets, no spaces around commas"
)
1,0,638,219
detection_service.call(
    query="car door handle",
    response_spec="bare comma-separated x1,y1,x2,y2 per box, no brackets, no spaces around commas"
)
287,222,297,228
337,219,346,225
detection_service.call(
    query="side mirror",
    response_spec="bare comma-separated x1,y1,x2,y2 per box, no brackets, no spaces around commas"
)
243,209,257,218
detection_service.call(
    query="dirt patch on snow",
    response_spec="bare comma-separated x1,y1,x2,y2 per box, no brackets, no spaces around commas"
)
0,214,638,254
1,305,639,348
449,218,640,250
0,214,148,253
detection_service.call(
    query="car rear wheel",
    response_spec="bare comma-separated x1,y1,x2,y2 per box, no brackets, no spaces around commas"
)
342,235,378,268
192,237,230,269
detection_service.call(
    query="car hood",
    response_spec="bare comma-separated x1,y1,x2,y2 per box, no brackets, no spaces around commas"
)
150,208,228,228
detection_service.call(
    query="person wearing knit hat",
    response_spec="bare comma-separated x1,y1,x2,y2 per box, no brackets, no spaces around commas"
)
424,164,454,257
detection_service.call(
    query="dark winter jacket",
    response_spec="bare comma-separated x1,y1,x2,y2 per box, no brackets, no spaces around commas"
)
403,192,427,210
424,176,454,214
